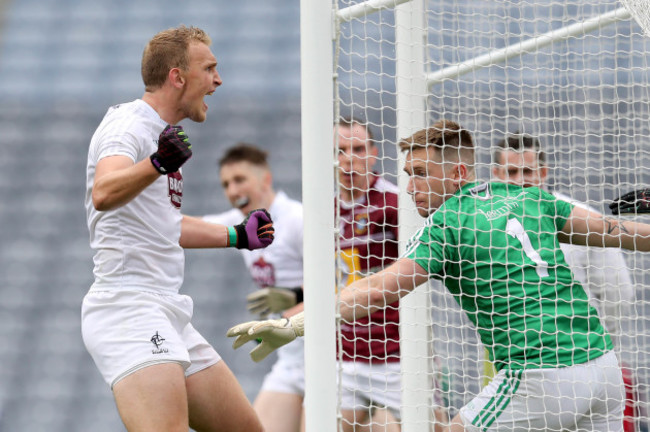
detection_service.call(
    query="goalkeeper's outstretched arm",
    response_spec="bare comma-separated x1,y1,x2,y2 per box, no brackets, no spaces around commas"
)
227,257,429,362
336,257,428,320
560,204,650,251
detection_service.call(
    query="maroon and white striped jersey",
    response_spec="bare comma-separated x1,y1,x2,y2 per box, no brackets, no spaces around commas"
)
337,174,400,362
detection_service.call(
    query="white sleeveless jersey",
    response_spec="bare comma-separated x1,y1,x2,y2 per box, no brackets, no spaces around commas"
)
85,99,185,294
204,191,304,365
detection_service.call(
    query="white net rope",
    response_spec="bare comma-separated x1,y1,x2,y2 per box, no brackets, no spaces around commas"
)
621,0,650,36
333,0,650,427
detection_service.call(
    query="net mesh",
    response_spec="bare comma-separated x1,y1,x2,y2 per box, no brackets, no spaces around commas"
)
621,0,650,37
333,0,650,428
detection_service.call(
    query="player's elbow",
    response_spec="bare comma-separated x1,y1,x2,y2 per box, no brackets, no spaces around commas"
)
92,188,115,212
368,286,390,308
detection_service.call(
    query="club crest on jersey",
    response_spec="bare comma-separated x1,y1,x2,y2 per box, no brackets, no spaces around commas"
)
354,213,369,235
167,172,183,209
251,257,276,287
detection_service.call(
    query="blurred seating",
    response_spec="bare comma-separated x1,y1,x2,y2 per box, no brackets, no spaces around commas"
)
0,0,647,431
0,1,301,430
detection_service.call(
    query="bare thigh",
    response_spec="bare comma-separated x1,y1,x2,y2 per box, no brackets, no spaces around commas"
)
341,408,371,432
341,408,401,432
253,390,304,432
369,408,401,432
186,360,263,432
113,362,189,432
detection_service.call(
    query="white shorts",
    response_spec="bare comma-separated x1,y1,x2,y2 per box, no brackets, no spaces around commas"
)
340,361,403,420
260,357,305,396
260,338,306,395
460,351,624,431
82,290,221,388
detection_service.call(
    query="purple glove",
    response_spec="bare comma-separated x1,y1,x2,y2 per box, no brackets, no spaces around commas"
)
150,125,192,174
231,209,275,250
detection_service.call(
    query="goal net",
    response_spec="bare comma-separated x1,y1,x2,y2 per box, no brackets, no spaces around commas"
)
306,0,650,429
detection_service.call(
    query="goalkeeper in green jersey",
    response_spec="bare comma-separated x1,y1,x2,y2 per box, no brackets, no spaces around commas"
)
228,120,650,431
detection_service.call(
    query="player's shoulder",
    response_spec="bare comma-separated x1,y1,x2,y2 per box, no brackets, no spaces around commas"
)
416,209,447,242
368,175,399,208
484,182,564,209
273,191,303,217
97,99,162,137
102,100,147,125
452,182,541,221
372,175,399,194
551,191,598,212
485,181,541,198
202,208,243,226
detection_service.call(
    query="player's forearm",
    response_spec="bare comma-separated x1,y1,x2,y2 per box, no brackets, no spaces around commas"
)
571,219,650,251
92,159,160,211
612,220,650,251
338,258,428,321
180,215,230,248
583,217,650,251
338,272,401,322
282,300,304,318
564,206,650,251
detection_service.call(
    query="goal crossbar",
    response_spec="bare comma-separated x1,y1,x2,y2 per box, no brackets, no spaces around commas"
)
337,0,412,22
426,6,632,86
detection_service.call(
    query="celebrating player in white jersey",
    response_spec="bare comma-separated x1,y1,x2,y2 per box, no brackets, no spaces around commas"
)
83,26,274,432
203,143,305,432
492,133,640,430
228,120,650,431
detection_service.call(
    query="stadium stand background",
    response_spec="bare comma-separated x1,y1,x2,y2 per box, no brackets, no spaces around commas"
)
1,0,650,430
0,1,307,430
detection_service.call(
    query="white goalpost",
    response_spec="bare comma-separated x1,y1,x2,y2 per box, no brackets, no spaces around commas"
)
302,0,650,430
300,0,337,431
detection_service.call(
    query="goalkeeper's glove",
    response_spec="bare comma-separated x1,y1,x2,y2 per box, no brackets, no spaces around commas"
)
228,209,275,250
150,125,192,174
610,188,650,215
227,312,305,362
246,287,303,317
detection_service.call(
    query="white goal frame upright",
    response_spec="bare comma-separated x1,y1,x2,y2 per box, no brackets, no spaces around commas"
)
300,1,635,430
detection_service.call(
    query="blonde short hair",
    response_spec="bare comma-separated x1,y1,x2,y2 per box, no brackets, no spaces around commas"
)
141,25,211,91
399,119,475,166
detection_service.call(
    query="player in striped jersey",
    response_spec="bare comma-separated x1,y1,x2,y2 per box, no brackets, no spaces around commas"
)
229,120,650,431
335,118,407,432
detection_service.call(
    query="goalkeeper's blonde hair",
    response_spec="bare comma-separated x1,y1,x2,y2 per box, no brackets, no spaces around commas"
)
399,119,476,170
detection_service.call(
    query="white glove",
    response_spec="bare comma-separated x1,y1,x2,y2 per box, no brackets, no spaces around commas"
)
226,312,305,362
246,287,301,317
